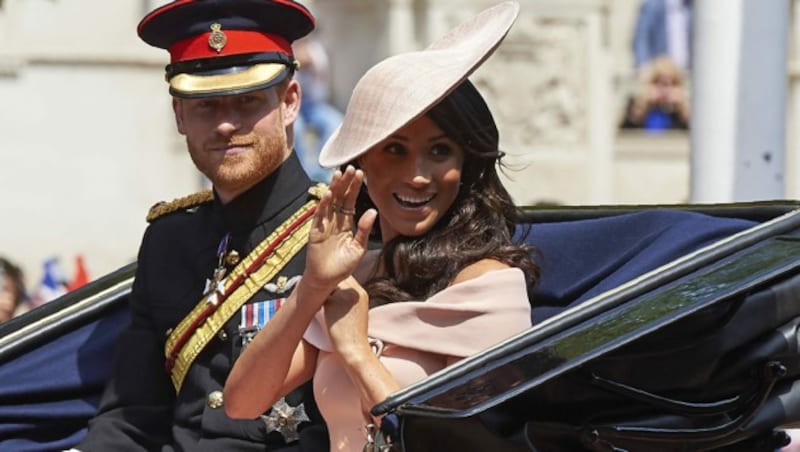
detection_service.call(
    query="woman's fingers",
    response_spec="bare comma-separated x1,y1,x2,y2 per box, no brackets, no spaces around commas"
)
313,165,369,248
312,189,334,234
315,168,345,225
313,166,361,234
328,166,360,226
353,209,377,250
341,167,362,214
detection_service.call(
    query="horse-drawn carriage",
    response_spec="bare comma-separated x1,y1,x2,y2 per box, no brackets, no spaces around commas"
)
1,201,799,451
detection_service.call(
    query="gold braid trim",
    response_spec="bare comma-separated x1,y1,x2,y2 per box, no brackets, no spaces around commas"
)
166,184,326,392
146,190,214,223
167,201,315,391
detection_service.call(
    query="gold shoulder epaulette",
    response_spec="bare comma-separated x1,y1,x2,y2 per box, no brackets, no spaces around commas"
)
308,183,328,200
146,190,214,223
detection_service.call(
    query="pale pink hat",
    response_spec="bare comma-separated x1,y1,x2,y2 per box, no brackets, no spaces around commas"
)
318,1,519,167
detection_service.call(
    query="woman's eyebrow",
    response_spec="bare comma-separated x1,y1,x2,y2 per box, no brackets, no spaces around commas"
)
428,133,448,142
387,133,448,142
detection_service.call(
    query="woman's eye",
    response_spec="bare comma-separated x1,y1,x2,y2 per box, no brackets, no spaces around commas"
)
430,143,453,157
383,143,405,155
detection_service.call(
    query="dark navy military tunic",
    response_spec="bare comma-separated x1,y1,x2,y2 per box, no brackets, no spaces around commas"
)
79,153,328,451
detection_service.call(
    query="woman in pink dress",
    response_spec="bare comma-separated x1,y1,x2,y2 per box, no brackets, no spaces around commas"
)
224,2,538,450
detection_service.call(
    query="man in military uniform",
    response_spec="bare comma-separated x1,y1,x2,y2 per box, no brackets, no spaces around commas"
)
76,0,328,450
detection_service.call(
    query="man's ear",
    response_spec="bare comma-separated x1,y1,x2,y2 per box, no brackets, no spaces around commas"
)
281,79,301,126
173,98,186,135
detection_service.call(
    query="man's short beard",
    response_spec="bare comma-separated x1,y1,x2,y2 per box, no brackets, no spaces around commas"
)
191,125,289,196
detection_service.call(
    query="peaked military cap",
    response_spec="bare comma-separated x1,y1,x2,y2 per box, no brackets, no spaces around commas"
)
138,0,315,98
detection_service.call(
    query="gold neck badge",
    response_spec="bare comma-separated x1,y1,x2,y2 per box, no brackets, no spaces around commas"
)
208,23,227,53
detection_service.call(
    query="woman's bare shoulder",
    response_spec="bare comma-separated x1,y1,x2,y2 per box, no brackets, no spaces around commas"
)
451,259,511,285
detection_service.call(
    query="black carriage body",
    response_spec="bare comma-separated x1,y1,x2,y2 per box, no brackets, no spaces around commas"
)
374,202,800,451
1,202,799,451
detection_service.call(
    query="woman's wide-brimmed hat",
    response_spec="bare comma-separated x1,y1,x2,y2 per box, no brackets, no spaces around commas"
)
318,1,519,167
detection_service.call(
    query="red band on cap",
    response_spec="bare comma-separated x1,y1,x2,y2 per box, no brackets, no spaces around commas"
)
169,30,292,63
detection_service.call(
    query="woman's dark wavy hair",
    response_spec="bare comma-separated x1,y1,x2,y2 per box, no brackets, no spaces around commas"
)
354,79,539,305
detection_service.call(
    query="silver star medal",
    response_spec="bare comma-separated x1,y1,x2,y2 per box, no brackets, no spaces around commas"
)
202,272,226,307
260,397,310,443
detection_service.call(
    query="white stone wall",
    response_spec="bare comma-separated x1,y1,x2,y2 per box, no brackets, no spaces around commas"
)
0,0,797,290
0,0,201,289
316,0,797,206
788,0,800,199
315,0,618,206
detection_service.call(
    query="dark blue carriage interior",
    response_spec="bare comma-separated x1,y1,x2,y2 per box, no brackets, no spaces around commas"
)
373,202,800,451
0,265,134,451
1,202,799,451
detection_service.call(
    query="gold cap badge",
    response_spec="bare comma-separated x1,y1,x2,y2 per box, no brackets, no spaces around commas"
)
208,23,227,53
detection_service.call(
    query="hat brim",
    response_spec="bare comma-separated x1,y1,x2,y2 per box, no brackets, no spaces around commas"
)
169,63,289,99
318,1,519,167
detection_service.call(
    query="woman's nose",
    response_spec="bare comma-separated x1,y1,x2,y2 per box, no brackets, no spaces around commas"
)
407,158,431,186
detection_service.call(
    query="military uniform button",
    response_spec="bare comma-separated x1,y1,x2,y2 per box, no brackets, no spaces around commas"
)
208,390,224,409
218,330,228,341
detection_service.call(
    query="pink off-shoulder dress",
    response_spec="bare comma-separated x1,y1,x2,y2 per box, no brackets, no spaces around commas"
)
303,268,532,451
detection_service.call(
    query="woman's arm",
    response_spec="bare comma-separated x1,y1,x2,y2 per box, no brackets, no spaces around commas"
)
224,279,328,419
324,277,401,419
224,167,377,419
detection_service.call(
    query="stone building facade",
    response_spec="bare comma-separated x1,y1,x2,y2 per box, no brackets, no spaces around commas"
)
0,0,797,285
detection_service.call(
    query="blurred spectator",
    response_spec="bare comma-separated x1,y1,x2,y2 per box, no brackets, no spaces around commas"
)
633,0,693,72
0,257,28,323
621,56,690,131
293,35,343,182
66,254,90,292
30,257,68,308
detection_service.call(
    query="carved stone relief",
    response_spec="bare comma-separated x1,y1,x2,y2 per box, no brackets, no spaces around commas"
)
438,11,591,152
